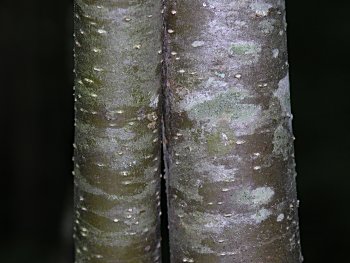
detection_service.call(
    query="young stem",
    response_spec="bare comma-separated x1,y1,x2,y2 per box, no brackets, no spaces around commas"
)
163,0,303,262
73,1,163,262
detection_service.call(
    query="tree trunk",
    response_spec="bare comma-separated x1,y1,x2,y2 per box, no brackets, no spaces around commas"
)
73,0,163,262
163,0,303,262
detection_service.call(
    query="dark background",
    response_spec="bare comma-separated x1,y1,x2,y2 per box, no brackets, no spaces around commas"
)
0,0,349,262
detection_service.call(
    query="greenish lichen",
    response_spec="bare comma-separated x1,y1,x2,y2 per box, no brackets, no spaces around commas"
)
171,176,204,202
194,163,237,183
176,208,273,255
227,40,262,66
250,208,272,223
235,186,275,207
188,89,253,120
272,48,280,58
272,124,291,160
259,19,276,34
191,40,205,47
229,41,261,56
206,130,235,156
182,87,263,136
214,71,225,79
250,1,273,17
274,73,291,114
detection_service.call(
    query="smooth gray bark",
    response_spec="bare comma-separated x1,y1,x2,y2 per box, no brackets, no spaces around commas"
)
163,0,303,262
73,0,163,262
74,0,302,262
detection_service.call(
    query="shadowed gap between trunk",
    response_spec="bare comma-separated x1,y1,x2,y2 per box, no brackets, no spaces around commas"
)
160,1,171,262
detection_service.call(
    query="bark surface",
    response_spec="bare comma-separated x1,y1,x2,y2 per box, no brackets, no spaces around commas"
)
163,0,302,262
73,0,163,262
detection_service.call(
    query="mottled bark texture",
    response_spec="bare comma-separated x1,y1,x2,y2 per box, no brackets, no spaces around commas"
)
163,0,302,262
73,0,163,262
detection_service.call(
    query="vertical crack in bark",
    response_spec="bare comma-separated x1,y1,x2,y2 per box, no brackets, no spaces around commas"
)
160,0,171,262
